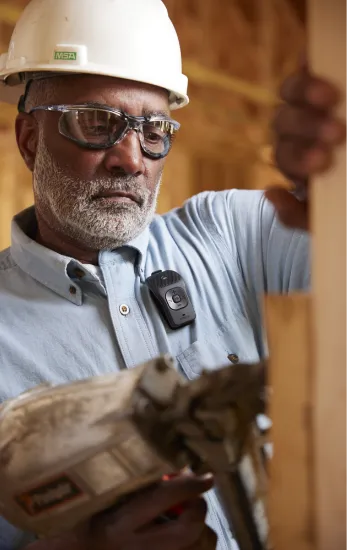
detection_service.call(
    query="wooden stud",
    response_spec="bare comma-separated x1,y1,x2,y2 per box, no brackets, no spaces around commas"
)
309,1,346,549
265,293,315,550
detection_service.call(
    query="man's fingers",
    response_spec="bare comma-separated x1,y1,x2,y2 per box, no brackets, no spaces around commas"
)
135,498,209,550
272,104,346,145
279,71,341,109
272,63,345,231
139,497,207,534
274,138,333,180
186,526,218,550
104,473,214,533
265,188,309,231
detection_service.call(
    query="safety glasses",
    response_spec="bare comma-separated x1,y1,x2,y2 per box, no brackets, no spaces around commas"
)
28,104,180,159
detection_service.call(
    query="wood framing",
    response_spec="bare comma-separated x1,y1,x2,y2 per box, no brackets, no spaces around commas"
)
265,294,314,550
266,1,346,549
309,1,346,548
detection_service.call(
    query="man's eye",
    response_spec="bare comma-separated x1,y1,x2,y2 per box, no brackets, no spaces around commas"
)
85,125,108,134
93,126,107,132
145,132,163,143
143,125,165,143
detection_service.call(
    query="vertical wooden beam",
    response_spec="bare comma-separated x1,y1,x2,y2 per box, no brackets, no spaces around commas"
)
265,294,315,550
309,1,346,549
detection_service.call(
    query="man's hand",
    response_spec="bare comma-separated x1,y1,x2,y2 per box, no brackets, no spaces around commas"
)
27,473,217,550
267,65,346,230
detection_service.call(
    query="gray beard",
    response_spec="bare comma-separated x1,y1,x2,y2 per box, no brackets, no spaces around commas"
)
32,135,161,251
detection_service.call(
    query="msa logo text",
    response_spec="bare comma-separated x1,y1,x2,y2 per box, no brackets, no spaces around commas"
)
54,51,77,61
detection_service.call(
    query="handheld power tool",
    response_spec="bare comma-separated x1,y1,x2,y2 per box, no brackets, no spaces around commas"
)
0,356,271,550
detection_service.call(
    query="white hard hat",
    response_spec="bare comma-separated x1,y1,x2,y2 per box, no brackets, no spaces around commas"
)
0,0,189,110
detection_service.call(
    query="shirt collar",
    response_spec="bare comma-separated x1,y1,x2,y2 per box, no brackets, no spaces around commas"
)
10,206,149,303
98,223,149,279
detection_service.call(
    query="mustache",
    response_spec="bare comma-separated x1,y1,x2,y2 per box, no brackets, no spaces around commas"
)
86,176,150,201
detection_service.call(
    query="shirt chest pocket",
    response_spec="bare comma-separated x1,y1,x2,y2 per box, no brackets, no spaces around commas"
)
176,314,261,380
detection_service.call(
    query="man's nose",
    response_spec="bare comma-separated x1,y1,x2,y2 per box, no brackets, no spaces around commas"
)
103,131,145,176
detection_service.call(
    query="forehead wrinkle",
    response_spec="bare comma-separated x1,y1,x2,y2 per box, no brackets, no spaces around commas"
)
64,96,170,118
81,86,169,114
46,75,169,113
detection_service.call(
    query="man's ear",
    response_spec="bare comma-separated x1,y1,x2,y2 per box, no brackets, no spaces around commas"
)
15,113,39,172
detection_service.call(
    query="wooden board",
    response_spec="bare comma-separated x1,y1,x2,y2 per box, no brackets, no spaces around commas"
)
309,1,346,549
265,294,314,550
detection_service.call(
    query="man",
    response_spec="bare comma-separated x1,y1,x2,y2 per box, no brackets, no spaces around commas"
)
0,0,345,549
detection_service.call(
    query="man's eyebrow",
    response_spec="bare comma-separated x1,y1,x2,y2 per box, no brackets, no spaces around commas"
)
75,101,108,108
142,109,171,119
69,103,171,118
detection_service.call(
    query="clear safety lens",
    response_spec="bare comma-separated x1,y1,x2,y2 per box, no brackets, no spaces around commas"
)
58,108,176,157
59,109,126,147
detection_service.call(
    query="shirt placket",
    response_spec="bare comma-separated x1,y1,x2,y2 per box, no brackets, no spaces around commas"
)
101,252,157,369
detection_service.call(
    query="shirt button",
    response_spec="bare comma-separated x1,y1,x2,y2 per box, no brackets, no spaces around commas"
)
69,286,77,295
119,304,130,316
228,353,239,364
74,268,85,279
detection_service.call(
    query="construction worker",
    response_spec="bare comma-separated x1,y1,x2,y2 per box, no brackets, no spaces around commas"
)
0,1,345,549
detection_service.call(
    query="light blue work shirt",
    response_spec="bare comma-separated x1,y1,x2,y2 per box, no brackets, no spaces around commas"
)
0,189,310,549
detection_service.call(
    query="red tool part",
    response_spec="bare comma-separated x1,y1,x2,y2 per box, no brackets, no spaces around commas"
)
162,473,185,517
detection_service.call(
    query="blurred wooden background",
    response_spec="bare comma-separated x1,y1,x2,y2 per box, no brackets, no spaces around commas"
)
0,0,305,249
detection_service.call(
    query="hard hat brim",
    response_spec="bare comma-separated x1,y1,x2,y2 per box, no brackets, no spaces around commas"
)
0,65,189,110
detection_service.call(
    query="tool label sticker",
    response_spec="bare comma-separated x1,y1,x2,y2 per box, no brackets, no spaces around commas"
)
16,474,84,516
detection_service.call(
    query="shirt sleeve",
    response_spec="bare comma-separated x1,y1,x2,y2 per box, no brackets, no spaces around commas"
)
0,515,36,549
194,189,311,297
